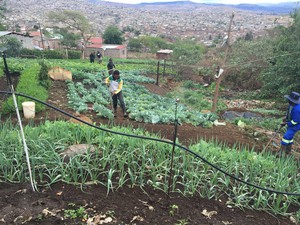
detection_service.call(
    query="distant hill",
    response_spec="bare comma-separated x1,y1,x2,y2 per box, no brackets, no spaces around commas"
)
234,2,298,14
139,1,197,6
134,1,298,14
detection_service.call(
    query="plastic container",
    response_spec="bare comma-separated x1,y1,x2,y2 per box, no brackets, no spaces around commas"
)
22,102,35,119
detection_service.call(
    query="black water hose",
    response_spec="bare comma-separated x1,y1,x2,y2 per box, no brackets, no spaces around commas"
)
0,90,299,197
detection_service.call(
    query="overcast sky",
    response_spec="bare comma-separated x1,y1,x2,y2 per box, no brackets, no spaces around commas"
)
104,0,296,4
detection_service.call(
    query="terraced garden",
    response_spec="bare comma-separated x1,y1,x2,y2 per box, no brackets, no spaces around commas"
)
0,58,298,225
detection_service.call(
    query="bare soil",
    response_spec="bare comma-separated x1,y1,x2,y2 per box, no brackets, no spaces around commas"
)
0,75,296,225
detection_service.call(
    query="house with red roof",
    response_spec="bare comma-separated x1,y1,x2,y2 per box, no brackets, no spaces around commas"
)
101,44,127,59
85,37,127,59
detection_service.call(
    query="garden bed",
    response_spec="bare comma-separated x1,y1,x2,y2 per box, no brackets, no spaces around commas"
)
0,76,297,225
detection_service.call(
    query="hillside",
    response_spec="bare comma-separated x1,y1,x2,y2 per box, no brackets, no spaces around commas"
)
5,0,293,43
134,1,298,14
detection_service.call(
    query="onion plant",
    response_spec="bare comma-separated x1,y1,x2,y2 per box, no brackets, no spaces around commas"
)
0,120,298,220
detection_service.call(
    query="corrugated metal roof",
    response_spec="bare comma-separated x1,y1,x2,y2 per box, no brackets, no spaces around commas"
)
100,44,125,50
157,49,173,54
0,31,11,37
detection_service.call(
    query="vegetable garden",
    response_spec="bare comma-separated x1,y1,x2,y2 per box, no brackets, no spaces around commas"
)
0,58,299,225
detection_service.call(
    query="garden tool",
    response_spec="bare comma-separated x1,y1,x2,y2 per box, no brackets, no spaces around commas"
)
263,124,284,152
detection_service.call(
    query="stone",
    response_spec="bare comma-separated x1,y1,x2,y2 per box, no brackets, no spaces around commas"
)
61,144,96,160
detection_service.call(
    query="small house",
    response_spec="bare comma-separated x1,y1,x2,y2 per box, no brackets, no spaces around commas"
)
156,49,173,60
0,31,34,49
101,44,127,59
85,37,103,56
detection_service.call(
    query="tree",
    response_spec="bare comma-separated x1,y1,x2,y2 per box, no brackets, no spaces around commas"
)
122,26,141,36
244,31,253,41
128,38,143,52
224,37,274,90
139,36,170,53
56,28,81,59
170,39,206,80
0,1,6,31
127,35,170,53
58,28,81,49
171,39,205,65
0,23,6,31
103,25,124,44
0,36,22,57
47,10,93,58
260,9,300,98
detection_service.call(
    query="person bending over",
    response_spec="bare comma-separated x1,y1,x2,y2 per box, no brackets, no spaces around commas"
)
105,70,128,117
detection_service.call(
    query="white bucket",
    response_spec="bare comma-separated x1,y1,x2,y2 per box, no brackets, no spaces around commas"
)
22,101,35,119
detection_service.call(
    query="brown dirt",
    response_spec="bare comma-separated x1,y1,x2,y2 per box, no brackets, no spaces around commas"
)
0,77,296,225
0,182,294,225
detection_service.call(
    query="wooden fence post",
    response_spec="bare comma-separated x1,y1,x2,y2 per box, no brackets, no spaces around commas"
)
156,61,160,85
211,12,235,113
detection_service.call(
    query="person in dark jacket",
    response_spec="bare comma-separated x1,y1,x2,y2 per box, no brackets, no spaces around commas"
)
89,52,95,63
107,58,115,75
105,70,127,117
279,91,300,156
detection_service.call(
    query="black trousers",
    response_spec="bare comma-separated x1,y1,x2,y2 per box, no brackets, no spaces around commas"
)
112,91,126,113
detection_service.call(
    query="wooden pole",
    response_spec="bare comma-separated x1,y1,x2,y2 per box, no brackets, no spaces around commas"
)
156,61,160,85
167,99,179,196
39,23,45,50
163,59,166,77
211,12,235,113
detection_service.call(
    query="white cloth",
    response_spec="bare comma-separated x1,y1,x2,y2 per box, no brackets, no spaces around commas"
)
109,80,119,92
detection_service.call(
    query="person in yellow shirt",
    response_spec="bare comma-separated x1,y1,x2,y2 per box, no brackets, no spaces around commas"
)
105,70,128,117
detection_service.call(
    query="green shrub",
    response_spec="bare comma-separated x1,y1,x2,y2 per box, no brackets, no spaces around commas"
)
1,63,48,114
67,50,81,59
183,80,196,89
20,49,41,58
19,49,80,59
43,50,63,59
38,61,51,89
183,90,211,110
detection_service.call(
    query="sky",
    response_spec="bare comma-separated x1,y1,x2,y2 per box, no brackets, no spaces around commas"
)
104,0,296,5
